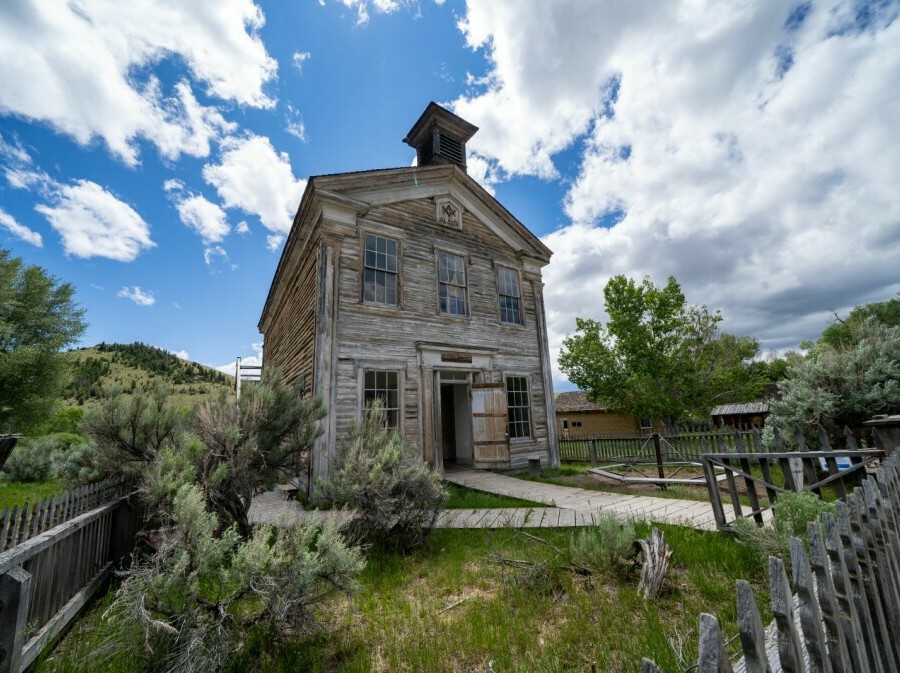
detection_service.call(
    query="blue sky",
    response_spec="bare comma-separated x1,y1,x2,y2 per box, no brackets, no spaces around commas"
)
1,0,898,387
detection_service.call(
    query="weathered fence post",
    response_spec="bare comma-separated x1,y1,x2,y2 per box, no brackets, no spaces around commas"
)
697,613,735,673
588,439,598,463
0,567,31,673
770,556,806,673
735,580,772,673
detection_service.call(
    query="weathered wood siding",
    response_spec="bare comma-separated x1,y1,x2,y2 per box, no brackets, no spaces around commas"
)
262,232,320,391
330,198,552,469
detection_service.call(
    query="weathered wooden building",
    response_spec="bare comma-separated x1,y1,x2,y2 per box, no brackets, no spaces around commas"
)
555,391,653,438
259,103,559,491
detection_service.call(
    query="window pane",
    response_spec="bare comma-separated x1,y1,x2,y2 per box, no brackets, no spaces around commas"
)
363,234,398,306
505,376,531,438
363,369,400,429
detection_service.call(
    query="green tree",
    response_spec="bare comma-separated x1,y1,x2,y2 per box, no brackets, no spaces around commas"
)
558,275,765,428
767,317,900,436
818,294,900,350
0,249,86,432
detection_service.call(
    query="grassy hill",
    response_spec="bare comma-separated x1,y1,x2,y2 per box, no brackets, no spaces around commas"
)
64,342,234,409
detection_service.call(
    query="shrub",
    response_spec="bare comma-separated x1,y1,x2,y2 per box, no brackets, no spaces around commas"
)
102,484,364,673
570,512,635,571
1,438,56,482
316,400,447,550
733,490,836,562
52,441,108,486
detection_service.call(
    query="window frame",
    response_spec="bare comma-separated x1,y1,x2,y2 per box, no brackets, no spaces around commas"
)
360,230,401,308
495,264,524,326
434,248,469,318
504,374,533,441
360,367,403,431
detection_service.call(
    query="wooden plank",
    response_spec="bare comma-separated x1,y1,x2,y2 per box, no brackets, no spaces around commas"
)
697,613,735,673
789,537,832,673
0,496,131,575
0,566,31,673
807,521,856,673
19,563,112,671
735,580,772,673
769,556,805,673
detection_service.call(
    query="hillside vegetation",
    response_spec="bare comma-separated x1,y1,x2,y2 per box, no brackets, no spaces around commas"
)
64,342,233,408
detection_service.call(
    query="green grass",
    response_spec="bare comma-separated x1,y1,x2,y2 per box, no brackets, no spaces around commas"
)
519,463,717,503
444,482,543,509
0,480,64,511
38,525,769,673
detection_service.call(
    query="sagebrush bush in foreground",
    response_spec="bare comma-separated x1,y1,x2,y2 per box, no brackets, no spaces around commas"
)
102,484,364,673
732,490,835,564
316,400,447,550
569,512,635,571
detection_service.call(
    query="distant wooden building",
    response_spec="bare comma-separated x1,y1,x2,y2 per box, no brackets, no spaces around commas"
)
259,103,559,493
555,391,654,438
710,402,769,428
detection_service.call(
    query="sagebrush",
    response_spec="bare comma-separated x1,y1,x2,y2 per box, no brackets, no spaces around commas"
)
316,400,447,550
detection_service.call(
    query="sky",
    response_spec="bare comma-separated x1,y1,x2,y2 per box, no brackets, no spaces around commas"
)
0,0,898,389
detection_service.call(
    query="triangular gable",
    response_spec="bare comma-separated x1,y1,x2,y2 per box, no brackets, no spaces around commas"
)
312,164,552,263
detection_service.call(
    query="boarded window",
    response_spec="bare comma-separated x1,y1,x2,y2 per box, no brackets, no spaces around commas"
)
506,376,531,439
497,267,522,324
364,370,400,429
364,233,398,305
437,251,467,316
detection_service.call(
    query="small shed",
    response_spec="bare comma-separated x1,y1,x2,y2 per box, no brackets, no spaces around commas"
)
710,402,769,428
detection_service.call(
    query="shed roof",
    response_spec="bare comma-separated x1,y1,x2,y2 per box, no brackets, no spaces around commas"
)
555,391,607,413
710,402,769,417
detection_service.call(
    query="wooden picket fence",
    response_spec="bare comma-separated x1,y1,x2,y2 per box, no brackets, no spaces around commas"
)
642,449,900,672
0,479,132,552
0,479,140,673
559,429,759,463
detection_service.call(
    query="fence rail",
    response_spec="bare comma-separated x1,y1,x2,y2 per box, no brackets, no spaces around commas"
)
0,480,140,673
642,448,900,672
559,429,761,463
0,479,132,552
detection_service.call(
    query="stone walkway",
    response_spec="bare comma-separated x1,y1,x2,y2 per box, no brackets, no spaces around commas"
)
249,469,767,532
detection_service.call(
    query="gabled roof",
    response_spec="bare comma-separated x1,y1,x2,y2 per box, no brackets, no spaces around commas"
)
710,402,769,417
555,391,608,413
259,163,552,331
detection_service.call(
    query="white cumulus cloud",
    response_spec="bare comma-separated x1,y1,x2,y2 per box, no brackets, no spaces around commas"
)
203,135,305,235
36,180,155,261
0,208,42,246
0,0,276,165
117,285,156,306
292,51,310,72
452,0,900,387
174,349,190,360
164,179,230,245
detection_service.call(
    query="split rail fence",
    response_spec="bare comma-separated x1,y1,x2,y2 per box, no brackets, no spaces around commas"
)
642,448,900,672
0,479,140,673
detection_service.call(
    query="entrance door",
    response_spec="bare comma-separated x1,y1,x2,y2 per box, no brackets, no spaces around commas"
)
471,382,509,465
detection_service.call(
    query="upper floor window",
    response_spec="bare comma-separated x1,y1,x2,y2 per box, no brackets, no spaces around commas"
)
364,370,400,429
506,375,531,439
437,251,467,316
497,267,522,324
363,233,398,306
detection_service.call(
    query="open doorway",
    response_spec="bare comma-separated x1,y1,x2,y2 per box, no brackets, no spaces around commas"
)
439,372,472,467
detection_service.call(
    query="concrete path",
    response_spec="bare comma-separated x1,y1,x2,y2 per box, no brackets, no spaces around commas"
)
250,469,767,532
